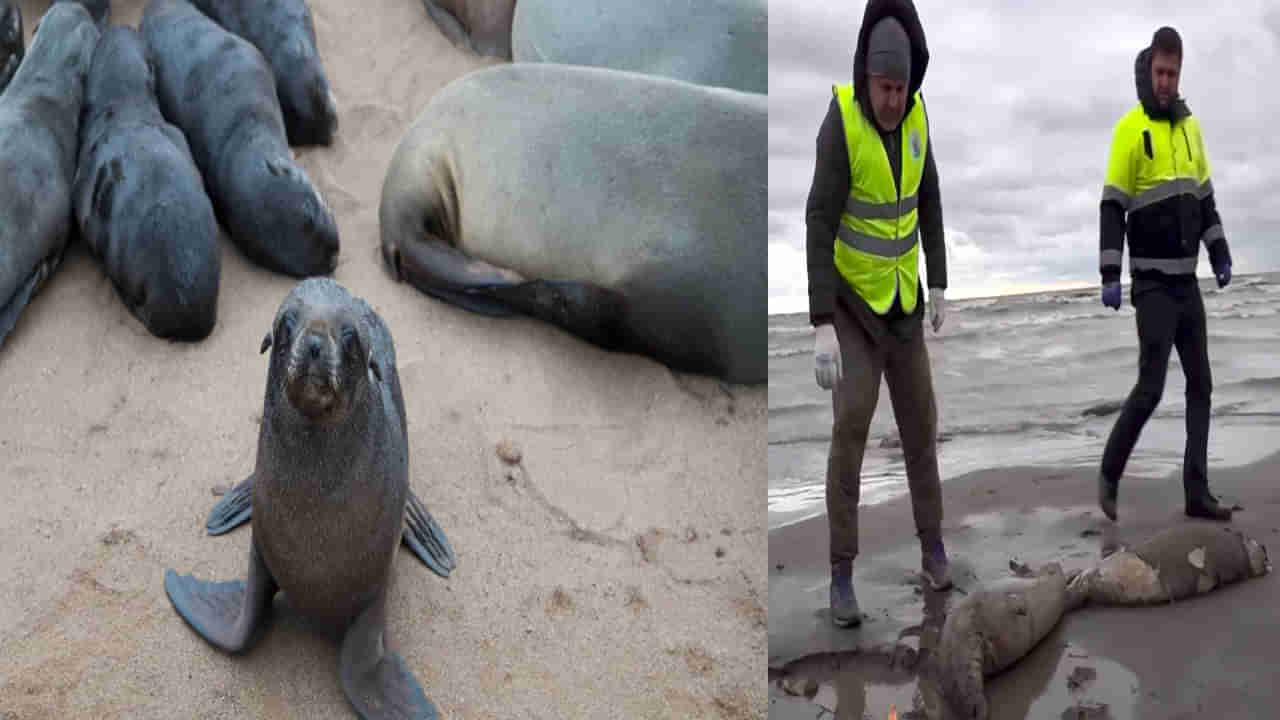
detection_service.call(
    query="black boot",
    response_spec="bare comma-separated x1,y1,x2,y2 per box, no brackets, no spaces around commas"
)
1186,494,1232,521
830,559,861,628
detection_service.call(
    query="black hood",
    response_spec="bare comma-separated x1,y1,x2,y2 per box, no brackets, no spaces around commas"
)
1135,46,1190,122
851,0,929,129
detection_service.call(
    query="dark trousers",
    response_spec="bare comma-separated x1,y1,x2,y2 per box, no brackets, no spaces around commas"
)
826,300,943,565
1101,281,1213,504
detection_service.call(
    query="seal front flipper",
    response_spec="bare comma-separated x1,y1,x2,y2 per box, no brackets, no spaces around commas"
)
163,541,277,653
403,490,456,578
206,474,253,535
340,596,440,720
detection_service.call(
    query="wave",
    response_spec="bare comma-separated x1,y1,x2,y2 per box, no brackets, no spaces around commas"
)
768,347,810,359
768,402,828,419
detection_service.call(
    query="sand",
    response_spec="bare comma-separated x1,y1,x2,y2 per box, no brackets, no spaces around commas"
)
768,450,1280,719
0,1,766,718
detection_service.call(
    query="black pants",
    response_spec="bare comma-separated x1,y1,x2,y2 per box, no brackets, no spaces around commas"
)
1101,280,1213,504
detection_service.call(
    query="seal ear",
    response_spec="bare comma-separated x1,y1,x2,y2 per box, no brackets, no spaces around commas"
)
368,348,382,382
260,331,272,354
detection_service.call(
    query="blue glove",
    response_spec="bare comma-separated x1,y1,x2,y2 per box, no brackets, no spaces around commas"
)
1214,263,1231,288
1101,281,1122,310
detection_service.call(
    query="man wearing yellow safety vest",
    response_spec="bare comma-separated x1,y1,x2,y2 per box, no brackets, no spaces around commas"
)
804,0,951,629
1097,26,1234,523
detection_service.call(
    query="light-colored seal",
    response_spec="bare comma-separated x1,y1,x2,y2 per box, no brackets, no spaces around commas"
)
188,0,338,146
0,3,99,348
0,0,21,94
164,277,451,720
378,63,767,384
1065,525,1270,608
73,25,222,340
511,0,767,94
421,0,514,59
141,0,339,278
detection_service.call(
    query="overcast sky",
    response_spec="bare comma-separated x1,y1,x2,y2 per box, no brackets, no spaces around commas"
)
769,0,1280,313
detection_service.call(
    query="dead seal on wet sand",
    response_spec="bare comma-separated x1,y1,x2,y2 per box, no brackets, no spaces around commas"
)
930,526,1270,718
378,63,766,384
421,0,514,59
0,3,99,349
165,277,452,719
1065,525,1270,608
0,0,22,95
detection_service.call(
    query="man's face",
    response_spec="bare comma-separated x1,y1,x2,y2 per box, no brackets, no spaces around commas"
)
868,73,907,131
1151,50,1181,109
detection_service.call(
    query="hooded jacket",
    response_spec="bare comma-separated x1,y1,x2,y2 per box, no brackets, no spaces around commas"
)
1099,46,1231,290
804,0,946,341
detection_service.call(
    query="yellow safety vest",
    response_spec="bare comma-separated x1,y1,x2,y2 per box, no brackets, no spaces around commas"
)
832,83,928,315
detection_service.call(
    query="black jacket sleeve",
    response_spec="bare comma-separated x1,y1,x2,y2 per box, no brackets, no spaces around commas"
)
1100,200,1126,285
918,140,946,290
805,98,850,327
1201,190,1232,270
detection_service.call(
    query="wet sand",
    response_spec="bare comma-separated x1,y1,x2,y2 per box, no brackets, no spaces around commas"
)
768,451,1280,719
0,1,766,717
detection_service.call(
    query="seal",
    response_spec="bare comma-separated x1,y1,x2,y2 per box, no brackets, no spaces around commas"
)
72,25,222,340
1065,525,1270,608
928,563,1069,720
141,0,339,279
378,63,767,384
54,0,110,26
421,0,514,59
188,0,338,146
164,277,450,720
511,0,767,94
0,0,21,95
0,3,99,348
930,527,1270,719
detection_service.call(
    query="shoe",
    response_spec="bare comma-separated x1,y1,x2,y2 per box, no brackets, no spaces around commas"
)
1098,473,1118,522
1186,498,1232,522
920,532,953,591
830,559,861,628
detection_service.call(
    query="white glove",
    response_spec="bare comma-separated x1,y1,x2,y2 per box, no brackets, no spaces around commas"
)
928,287,946,332
814,323,841,390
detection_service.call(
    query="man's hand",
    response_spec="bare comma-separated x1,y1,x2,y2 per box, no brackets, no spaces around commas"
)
928,287,946,332
1214,262,1231,289
1102,281,1122,310
814,323,841,390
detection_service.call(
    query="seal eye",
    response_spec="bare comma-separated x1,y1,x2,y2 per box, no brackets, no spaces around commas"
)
341,327,360,357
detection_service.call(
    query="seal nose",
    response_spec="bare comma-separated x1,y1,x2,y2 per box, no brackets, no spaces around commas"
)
305,333,324,360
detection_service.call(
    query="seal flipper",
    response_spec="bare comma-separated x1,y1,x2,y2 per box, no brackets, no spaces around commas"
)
477,280,628,351
403,490,456,578
420,0,475,55
206,474,253,535
163,541,277,653
340,595,440,720
390,233,518,316
0,251,64,348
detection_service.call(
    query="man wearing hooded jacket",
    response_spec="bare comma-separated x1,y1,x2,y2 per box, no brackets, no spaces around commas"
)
1097,26,1234,523
804,0,951,629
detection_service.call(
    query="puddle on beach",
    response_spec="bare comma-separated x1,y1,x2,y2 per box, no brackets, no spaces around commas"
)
769,633,1139,720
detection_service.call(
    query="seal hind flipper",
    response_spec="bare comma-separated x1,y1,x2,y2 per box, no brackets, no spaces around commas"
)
0,252,64,348
339,596,440,720
387,232,519,317
421,0,475,54
477,280,628,351
206,474,253,535
163,542,276,653
404,490,456,578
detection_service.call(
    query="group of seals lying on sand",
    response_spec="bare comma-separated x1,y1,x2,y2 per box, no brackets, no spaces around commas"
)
142,0,339,279
166,278,455,720
73,23,222,340
0,2,98,348
928,526,1271,719
387,2,768,384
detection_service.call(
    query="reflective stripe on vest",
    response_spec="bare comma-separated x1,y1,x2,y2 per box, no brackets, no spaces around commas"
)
831,83,928,315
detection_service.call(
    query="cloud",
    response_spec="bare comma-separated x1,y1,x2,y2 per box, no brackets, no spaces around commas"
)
770,0,1280,311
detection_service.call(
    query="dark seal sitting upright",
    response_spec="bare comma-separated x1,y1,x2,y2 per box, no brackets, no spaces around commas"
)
188,0,338,146
72,25,222,340
165,278,446,720
0,1,21,95
141,0,339,279
0,3,99,348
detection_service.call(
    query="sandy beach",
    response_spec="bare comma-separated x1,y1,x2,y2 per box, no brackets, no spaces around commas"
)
768,449,1280,719
0,1,766,718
